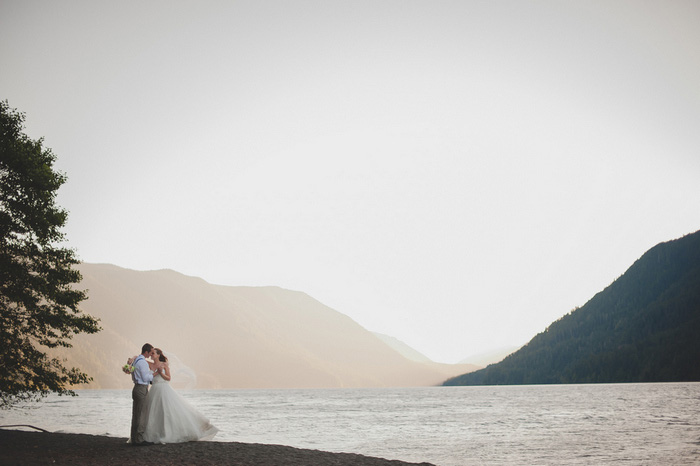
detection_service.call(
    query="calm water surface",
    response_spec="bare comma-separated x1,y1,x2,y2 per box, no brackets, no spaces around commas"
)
1,383,699,465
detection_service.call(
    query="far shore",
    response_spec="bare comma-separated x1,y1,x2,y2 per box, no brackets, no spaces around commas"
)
0,428,434,466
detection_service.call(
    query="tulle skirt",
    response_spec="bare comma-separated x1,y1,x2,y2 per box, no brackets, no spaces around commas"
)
140,377,218,443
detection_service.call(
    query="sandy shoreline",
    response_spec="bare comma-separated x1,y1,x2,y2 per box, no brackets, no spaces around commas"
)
0,428,435,465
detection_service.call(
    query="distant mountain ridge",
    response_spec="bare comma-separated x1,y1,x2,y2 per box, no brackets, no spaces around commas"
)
55,264,477,389
445,230,700,386
373,332,433,363
458,346,520,367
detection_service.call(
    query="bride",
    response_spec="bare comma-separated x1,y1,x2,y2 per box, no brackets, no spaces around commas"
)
140,348,218,443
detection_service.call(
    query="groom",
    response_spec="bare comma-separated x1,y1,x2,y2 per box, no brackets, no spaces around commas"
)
130,343,156,445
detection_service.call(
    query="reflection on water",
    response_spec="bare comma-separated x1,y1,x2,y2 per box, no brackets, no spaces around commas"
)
1,383,699,465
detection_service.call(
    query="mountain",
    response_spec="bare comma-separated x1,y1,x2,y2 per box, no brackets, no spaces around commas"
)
373,332,433,363
444,230,700,386
458,346,520,367
52,264,477,389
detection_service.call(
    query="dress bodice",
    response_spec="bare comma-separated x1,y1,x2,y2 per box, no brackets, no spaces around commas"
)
152,374,168,385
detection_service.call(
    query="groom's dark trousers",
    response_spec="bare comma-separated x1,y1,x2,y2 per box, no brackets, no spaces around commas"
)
131,383,149,444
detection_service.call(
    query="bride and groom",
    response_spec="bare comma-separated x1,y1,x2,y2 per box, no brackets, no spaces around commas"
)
129,343,218,445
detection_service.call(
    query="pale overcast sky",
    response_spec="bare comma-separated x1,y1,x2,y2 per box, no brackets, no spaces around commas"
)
2,1,699,363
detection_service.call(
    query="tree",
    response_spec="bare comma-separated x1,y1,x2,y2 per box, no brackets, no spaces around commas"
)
0,100,100,408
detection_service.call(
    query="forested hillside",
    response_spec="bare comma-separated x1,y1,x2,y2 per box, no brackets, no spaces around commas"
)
444,230,700,386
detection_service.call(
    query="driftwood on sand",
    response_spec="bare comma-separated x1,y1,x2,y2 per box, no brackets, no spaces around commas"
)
0,428,435,466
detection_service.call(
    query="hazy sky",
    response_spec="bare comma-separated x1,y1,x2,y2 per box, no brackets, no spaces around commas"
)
2,1,699,363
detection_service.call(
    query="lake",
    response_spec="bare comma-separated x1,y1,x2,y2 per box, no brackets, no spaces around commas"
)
1,383,698,465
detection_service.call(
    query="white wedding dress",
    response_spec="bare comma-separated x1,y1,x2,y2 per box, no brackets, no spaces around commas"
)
140,373,218,443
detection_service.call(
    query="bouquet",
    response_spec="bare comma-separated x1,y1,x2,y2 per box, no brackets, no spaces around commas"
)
122,357,135,374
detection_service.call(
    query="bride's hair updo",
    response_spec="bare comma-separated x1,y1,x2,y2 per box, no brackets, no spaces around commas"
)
154,348,168,363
